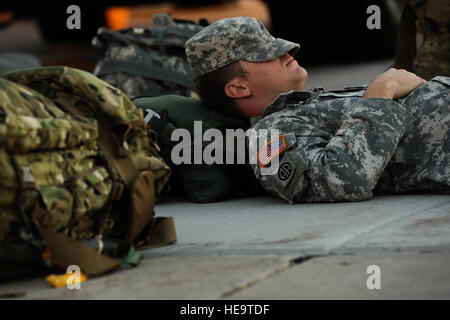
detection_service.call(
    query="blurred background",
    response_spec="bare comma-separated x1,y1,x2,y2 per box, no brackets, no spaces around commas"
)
0,0,404,89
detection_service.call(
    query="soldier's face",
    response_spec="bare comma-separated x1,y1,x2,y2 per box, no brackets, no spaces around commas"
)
241,52,308,97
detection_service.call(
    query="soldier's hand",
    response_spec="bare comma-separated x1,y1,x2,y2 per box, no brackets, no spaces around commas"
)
364,68,426,99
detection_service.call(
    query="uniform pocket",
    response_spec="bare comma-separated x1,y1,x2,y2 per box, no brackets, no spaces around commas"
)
430,76,450,87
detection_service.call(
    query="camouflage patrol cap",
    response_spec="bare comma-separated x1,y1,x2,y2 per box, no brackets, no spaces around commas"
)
186,17,300,79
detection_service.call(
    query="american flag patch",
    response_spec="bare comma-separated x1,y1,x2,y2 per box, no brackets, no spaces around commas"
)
256,135,286,168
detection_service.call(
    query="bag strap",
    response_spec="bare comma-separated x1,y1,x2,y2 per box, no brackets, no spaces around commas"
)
32,203,121,276
97,121,139,187
136,217,177,250
147,113,177,148
58,102,140,188
96,26,195,49
32,202,177,275
96,59,196,90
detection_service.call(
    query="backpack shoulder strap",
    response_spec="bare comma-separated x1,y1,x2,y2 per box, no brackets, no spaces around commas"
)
58,100,139,188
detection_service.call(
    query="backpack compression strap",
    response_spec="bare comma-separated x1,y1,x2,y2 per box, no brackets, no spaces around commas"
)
32,203,121,276
58,101,140,188
31,201,177,275
96,59,196,90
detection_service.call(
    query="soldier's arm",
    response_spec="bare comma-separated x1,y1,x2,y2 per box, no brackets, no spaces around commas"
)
299,98,414,202
252,97,414,203
252,69,425,203
364,68,425,99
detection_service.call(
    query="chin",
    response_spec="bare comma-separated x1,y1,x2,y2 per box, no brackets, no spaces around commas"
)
296,67,308,91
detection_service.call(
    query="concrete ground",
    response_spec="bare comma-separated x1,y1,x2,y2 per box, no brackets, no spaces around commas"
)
1,18,449,301
1,193,449,300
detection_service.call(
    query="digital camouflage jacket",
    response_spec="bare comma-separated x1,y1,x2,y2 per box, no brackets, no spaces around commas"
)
248,76,450,203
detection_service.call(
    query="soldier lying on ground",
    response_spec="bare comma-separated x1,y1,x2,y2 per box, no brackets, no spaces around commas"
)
185,17,449,204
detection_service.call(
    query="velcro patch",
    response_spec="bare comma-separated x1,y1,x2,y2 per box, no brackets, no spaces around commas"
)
256,135,286,168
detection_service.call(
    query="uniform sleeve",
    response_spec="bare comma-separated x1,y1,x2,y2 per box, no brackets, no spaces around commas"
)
251,97,414,203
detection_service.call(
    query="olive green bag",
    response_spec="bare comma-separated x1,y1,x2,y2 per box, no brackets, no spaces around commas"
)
133,95,264,203
0,67,176,280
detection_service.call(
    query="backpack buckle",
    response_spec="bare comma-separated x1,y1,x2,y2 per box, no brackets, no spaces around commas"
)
144,109,161,124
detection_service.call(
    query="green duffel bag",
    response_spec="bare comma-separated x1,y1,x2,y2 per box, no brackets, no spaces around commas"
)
133,95,265,203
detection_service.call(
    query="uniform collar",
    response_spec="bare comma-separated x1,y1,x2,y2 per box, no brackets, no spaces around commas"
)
250,90,317,125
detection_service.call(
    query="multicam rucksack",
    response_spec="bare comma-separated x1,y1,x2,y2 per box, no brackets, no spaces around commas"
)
0,66,175,279
92,14,206,99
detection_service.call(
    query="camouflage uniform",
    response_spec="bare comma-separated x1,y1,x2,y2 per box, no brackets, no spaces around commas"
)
248,78,450,203
185,17,450,204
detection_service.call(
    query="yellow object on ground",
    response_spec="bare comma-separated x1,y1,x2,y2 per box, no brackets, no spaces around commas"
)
45,271,88,289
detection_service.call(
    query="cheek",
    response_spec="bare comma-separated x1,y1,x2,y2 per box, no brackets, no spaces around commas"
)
262,66,286,87
247,63,286,92
250,70,278,90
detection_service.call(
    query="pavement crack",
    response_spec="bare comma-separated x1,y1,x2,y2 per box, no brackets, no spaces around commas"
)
220,255,317,299
291,255,315,265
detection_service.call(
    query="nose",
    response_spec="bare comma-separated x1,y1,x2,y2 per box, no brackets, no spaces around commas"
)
281,53,293,65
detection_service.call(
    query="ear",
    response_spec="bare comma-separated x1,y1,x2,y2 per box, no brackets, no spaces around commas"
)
224,78,251,99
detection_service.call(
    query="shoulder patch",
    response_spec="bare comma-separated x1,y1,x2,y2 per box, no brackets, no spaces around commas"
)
276,152,296,189
278,162,293,182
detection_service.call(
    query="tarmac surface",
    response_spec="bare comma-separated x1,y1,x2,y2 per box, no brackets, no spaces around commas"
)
1,18,449,301
1,194,449,300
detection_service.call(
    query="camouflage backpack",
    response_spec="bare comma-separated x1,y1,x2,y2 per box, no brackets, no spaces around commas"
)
0,66,175,279
92,14,206,99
